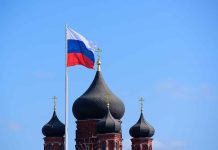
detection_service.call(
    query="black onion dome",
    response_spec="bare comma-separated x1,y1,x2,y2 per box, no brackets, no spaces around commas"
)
129,113,155,138
73,71,125,120
97,106,121,134
42,111,65,137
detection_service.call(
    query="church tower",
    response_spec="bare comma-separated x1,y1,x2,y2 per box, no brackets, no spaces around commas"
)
96,102,122,149
129,97,155,150
72,50,125,150
42,96,65,150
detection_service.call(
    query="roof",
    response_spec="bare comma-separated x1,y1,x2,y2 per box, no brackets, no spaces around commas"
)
129,113,155,138
97,105,121,134
42,111,65,137
72,71,125,120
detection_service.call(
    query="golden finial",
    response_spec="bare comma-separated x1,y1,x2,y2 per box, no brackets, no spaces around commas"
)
105,92,110,108
139,97,144,113
95,48,102,71
52,96,57,111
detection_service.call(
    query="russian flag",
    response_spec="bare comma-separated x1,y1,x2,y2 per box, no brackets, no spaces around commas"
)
66,26,96,69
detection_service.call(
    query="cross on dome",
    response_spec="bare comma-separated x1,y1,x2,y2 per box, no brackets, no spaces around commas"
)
105,92,110,108
95,48,102,71
96,48,101,60
52,96,57,111
139,97,144,113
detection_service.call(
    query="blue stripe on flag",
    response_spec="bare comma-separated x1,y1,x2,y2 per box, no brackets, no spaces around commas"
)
67,39,95,63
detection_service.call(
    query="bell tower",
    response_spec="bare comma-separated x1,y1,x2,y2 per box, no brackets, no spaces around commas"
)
96,102,122,149
72,50,125,150
129,97,155,150
42,96,65,150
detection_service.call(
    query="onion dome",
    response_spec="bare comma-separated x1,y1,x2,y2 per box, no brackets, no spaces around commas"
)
72,58,125,120
42,96,65,137
97,103,121,134
129,97,155,138
42,111,65,137
129,113,155,138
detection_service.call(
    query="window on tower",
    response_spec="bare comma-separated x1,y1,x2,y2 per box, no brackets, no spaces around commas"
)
142,144,148,150
136,145,140,150
48,144,52,150
60,144,64,150
86,145,90,150
101,141,106,150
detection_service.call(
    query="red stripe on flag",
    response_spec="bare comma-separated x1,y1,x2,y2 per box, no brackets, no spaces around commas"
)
67,53,94,69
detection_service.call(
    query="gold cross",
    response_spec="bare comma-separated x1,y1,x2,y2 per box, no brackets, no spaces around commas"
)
105,92,110,108
52,96,57,111
139,97,144,113
96,48,102,60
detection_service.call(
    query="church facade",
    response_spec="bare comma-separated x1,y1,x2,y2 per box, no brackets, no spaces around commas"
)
42,58,155,150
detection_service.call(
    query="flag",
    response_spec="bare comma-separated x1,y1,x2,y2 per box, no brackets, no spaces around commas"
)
66,26,96,69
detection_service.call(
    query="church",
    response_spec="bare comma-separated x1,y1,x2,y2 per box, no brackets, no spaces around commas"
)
41,56,155,150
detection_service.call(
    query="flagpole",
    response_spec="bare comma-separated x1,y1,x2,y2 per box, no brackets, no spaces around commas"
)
65,24,69,150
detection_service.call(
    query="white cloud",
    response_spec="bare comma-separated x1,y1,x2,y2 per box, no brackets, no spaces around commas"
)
121,138,186,150
155,80,218,101
169,140,186,148
7,121,22,132
122,138,132,150
153,139,186,150
153,139,165,149
33,71,55,79
155,80,190,98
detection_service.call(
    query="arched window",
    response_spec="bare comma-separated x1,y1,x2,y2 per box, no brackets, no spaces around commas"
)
47,144,52,150
114,142,117,150
86,145,89,150
60,144,64,150
101,141,106,150
142,144,148,150
136,145,140,150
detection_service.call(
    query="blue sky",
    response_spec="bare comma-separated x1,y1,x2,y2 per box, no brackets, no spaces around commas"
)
0,0,218,150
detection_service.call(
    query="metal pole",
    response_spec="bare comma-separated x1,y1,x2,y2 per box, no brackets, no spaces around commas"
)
65,24,69,150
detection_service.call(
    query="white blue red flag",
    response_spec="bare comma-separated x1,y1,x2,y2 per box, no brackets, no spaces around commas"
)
66,26,96,69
